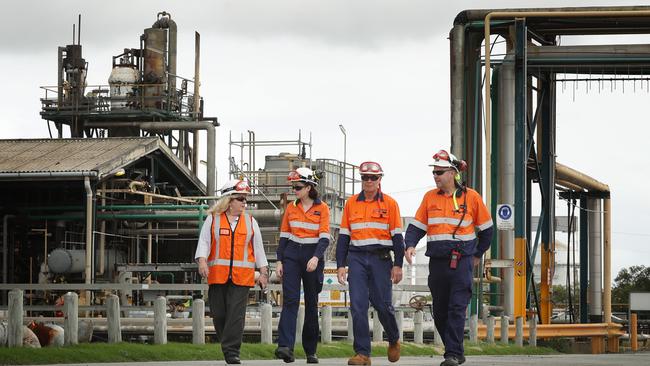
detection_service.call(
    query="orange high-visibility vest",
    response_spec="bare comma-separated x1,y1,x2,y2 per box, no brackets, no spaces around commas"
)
279,200,330,244
207,212,256,286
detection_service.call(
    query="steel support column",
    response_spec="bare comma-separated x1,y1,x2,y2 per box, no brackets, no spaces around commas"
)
513,19,528,319
540,71,556,324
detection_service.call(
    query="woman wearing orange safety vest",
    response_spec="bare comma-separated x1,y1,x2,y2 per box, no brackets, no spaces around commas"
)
275,167,330,364
195,179,269,365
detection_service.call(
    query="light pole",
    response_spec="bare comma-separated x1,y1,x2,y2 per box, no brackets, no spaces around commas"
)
339,124,347,200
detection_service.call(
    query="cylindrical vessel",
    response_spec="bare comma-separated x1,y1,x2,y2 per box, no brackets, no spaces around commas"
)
109,66,139,110
143,28,167,108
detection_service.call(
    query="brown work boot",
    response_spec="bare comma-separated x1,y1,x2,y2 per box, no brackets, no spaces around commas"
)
347,353,371,365
387,340,401,362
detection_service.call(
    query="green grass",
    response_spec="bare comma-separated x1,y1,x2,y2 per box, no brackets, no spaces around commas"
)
0,341,558,365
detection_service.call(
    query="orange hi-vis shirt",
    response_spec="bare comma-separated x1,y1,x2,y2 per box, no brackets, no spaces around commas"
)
277,199,331,261
207,212,256,286
336,191,405,267
404,187,494,258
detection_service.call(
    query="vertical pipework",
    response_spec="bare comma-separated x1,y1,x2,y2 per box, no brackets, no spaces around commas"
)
207,125,216,200
579,197,589,323
588,199,602,322
513,19,527,319
3,215,15,287
83,177,94,305
603,198,612,323
99,182,106,276
152,12,177,105
450,25,465,156
497,57,515,317
57,47,65,109
193,32,201,174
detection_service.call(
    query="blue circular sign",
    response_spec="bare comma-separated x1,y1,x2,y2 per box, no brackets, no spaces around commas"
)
498,205,512,220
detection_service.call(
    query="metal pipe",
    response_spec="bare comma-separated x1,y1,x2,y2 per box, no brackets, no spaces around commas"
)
556,179,584,192
3,215,15,286
556,162,609,192
193,32,201,174
497,58,515,317
83,177,94,296
450,24,465,157
99,182,106,276
603,198,612,323
588,199,602,322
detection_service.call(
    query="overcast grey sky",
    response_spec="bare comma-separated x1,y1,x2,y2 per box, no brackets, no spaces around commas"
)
1,0,648,278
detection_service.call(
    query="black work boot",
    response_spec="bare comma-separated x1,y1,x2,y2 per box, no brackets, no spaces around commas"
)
458,355,466,365
440,356,460,366
306,354,319,363
275,346,295,363
224,354,241,364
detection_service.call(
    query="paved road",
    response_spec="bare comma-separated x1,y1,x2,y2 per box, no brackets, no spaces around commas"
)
28,353,650,366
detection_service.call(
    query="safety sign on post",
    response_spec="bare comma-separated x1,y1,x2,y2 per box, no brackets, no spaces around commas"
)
496,204,514,230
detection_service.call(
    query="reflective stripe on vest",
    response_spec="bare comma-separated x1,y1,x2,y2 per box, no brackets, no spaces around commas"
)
426,233,477,242
427,217,473,227
350,238,393,247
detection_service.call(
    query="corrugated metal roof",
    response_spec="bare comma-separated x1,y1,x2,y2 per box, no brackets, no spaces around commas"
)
0,138,164,175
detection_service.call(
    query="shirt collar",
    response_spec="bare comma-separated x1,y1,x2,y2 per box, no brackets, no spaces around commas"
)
293,198,322,206
357,190,384,202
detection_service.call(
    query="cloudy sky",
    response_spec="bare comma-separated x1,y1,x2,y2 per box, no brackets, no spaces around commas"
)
1,0,648,278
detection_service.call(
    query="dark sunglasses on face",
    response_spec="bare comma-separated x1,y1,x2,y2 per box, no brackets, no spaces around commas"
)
361,175,380,181
233,196,247,202
432,170,452,176
292,185,306,191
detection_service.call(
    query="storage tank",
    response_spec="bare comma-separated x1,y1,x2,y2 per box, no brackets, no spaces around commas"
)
48,248,126,278
109,65,139,110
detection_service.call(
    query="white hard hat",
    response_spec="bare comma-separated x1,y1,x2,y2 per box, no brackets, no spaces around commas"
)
220,179,251,196
429,149,462,171
288,167,319,186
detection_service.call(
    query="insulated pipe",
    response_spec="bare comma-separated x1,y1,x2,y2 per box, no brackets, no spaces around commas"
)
152,12,177,97
84,121,217,198
603,198,612,323
497,58,515,317
555,179,584,192
247,209,283,221
450,24,465,157
3,215,15,286
83,177,94,294
555,162,610,192
588,199,602,322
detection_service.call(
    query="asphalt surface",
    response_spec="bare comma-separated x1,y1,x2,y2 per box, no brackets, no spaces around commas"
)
28,353,650,366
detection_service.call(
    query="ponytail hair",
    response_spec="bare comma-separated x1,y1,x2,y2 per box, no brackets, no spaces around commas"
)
308,184,320,200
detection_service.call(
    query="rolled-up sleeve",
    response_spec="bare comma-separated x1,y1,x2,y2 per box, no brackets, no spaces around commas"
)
195,214,213,261
252,217,268,268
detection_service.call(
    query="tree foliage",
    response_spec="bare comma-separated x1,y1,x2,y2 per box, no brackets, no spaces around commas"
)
612,265,650,305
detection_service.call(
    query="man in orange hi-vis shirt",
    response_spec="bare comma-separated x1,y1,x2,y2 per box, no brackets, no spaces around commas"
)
336,161,404,366
404,150,493,366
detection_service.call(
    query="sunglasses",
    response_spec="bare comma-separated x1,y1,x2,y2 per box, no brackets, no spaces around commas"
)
233,196,247,202
432,170,452,176
292,185,306,191
361,175,380,181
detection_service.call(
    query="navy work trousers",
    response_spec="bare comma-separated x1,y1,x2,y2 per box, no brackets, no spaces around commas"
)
277,243,324,355
427,255,473,358
348,250,399,356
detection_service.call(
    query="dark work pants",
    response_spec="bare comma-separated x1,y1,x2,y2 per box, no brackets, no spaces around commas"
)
348,250,399,356
277,243,324,355
208,282,250,358
427,256,473,358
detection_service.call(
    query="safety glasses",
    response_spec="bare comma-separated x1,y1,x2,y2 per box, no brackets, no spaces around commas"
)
432,170,452,176
292,185,306,191
359,161,382,174
233,196,247,202
361,175,380,181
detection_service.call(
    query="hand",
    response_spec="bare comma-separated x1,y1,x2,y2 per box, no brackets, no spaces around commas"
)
197,258,209,279
405,247,416,265
337,267,347,285
391,266,403,284
276,262,283,281
257,271,269,289
473,256,481,268
306,256,319,272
